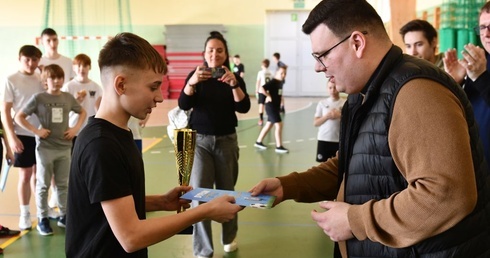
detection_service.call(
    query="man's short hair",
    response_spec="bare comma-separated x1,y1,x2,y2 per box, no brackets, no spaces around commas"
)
302,0,385,38
98,32,167,75
73,54,91,67
480,1,490,16
399,19,438,43
41,28,58,37
234,54,240,58
273,52,280,59
19,45,42,59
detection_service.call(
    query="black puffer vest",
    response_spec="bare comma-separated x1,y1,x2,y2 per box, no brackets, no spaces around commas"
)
337,46,490,258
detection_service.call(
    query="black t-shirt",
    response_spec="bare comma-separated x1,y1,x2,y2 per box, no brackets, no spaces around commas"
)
233,63,244,78
66,117,147,258
263,78,283,109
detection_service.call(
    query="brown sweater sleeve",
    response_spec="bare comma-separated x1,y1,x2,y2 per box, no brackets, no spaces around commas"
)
347,79,477,247
278,155,340,202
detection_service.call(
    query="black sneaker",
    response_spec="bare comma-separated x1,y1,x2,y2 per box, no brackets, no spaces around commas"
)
0,226,20,237
36,218,53,236
254,142,267,150
57,215,66,228
275,146,289,153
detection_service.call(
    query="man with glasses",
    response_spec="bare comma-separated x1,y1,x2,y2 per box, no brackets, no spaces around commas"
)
443,2,490,165
251,0,490,257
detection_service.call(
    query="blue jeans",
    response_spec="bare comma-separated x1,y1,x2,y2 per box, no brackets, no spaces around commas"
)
191,133,239,257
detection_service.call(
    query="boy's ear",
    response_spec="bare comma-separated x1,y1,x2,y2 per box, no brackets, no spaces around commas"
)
114,75,126,96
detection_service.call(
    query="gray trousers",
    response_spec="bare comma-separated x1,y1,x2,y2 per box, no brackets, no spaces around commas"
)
191,133,239,257
35,146,71,218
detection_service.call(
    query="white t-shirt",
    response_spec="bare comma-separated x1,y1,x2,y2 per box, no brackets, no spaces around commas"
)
256,69,273,93
315,97,346,142
62,79,103,134
40,54,75,83
128,116,143,140
1,71,44,136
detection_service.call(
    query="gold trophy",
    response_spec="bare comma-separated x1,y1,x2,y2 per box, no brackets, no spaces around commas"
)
173,128,197,213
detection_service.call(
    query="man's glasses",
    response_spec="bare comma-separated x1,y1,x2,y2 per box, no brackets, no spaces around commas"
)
474,25,490,35
311,31,367,68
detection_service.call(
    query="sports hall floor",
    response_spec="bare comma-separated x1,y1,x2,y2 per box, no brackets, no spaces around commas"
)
0,97,335,258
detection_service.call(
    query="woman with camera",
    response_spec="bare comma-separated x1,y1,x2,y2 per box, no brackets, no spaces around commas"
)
178,31,250,258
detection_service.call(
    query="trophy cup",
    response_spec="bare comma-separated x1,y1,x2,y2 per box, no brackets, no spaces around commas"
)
173,128,197,234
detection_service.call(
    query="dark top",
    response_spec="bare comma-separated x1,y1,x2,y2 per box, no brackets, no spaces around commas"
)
463,52,490,163
178,70,250,136
263,78,283,110
66,117,147,258
232,63,244,78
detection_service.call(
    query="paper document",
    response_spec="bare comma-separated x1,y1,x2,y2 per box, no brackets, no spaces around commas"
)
181,188,276,209
0,160,12,192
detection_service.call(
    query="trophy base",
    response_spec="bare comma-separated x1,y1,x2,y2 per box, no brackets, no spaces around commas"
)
178,225,193,235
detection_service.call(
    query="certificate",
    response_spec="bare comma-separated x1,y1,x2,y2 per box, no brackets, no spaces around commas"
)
181,188,276,209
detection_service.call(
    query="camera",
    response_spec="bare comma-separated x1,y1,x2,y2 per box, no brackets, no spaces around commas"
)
201,67,226,78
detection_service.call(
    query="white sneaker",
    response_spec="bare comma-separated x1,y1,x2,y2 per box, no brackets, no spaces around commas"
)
19,214,32,230
224,240,238,252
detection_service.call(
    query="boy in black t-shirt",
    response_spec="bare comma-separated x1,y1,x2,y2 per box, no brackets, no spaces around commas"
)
66,33,241,258
254,67,289,153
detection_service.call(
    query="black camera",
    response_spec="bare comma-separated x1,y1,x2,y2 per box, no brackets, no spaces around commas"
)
201,67,226,78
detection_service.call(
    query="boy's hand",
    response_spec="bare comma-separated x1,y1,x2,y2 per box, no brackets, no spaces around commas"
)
10,136,24,153
36,128,51,139
161,186,192,211
76,90,87,102
204,195,242,223
64,128,77,140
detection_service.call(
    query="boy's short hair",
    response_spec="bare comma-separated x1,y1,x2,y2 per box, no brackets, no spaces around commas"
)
42,64,65,85
19,45,42,59
273,52,280,59
262,59,270,68
73,54,91,67
277,66,287,72
234,54,240,58
41,28,58,37
98,32,167,75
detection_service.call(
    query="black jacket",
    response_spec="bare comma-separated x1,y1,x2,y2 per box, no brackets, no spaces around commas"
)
338,46,490,257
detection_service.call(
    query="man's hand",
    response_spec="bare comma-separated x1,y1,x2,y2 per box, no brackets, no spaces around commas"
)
443,49,467,84
249,178,283,206
311,201,354,242
461,43,487,81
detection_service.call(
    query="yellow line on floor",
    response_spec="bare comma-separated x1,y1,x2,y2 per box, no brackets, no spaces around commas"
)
142,137,163,153
0,222,36,249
